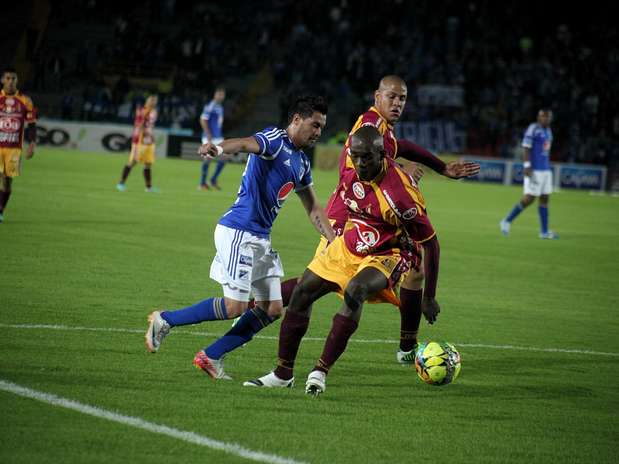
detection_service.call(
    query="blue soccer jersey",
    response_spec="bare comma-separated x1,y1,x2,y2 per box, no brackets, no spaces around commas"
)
218,126,313,237
522,123,553,171
201,100,224,140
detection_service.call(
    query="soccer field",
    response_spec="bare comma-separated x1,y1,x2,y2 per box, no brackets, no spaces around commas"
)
1,148,617,463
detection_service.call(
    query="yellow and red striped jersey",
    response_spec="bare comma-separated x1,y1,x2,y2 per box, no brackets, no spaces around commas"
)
337,156,435,260
0,90,36,149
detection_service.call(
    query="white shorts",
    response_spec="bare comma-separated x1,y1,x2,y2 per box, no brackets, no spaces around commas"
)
209,224,284,302
201,136,224,145
524,170,553,196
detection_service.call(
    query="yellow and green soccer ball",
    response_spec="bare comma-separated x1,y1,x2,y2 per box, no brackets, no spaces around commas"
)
415,341,461,386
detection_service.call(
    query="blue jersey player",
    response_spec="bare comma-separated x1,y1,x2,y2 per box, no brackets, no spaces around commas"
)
199,86,226,190
146,96,336,382
500,109,558,239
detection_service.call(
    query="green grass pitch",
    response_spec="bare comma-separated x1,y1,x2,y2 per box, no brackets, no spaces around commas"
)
1,147,617,463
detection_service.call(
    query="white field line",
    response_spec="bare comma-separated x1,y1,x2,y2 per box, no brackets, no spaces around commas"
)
2,323,618,357
0,379,306,464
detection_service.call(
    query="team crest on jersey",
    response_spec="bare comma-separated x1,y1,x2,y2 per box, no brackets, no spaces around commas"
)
543,140,552,151
402,207,417,220
5,98,15,106
352,182,365,199
0,117,21,132
351,218,380,247
276,182,295,207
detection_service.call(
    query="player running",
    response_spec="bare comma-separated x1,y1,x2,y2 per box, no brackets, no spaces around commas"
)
245,125,438,394
145,96,335,380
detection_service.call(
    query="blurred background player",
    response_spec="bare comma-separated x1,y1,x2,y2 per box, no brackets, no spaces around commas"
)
0,68,37,223
500,109,558,239
244,125,440,393
116,94,159,192
199,86,226,190
145,96,335,381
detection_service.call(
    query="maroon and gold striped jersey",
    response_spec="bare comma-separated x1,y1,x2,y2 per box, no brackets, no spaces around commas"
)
131,106,158,145
337,156,435,262
0,90,36,149
326,107,406,233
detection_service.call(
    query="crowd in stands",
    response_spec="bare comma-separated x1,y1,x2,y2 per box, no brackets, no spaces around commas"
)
25,0,618,166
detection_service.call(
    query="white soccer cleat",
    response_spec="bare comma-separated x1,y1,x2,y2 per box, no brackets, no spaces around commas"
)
116,183,127,192
396,346,417,366
145,311,171,353
305,370,326,397
243,372,294,388
500,219,511,236
193,351,232,380
539,231,559,240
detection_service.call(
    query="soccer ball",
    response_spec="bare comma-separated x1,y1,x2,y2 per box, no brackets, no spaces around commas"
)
415,341,461,386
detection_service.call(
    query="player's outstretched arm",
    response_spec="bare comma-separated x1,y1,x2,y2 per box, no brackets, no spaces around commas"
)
296,187,336,243
198,136,260,159
397,139,480,179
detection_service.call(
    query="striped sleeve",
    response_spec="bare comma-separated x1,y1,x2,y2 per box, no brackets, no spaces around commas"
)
522,123,535,148
253,126,285,160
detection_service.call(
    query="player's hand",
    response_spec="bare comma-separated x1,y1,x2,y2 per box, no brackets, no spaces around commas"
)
443,161,480,179
421,296,440,324
26,143,36,159
402,163,424,183
524,167,533,177
198,142,222,160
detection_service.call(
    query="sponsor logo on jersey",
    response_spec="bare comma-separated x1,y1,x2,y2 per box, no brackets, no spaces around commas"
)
276,181,294,207
402,207,417,220
0,117,21,132
351,218,380,247
382,189,403,217
5,98,15,106
352,182,365,199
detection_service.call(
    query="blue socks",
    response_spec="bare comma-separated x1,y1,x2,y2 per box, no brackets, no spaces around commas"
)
205,307,275,360
538,205,549,234
210,160,226,185
161,297,227,327
505,202,524,223
200,161,210,186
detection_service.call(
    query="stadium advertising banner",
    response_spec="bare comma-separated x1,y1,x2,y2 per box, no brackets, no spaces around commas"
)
36,118,169,156
395,121,466,153
463,157,607,191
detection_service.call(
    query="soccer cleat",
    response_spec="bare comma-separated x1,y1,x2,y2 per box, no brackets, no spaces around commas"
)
193,351,232,380
0,212,4,223
116,183,127,192
145,186,160,193
145,311,171,353
499,219,511,236
210,183,222,191
539,231,559,240
243,372,294,388
396,344,418,366
305,370,326,397
198,184,209,191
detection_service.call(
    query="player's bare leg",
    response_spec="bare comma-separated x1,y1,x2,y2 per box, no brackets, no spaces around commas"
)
0,175,12,222
117,159,137,191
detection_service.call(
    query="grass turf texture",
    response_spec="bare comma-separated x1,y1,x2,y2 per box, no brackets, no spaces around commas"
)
1,147,617,463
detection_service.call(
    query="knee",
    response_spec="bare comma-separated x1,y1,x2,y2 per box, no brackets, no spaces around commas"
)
223,298,246,318
402,268,424,290
344,280,369,311
288,284,311,314
265,301,283,318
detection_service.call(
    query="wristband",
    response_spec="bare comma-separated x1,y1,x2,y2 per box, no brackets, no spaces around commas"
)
523,161,531,168
215,145,224,156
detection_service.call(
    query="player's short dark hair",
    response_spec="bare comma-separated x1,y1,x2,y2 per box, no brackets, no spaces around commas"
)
2,67,17,76
288,95,328,123
539,108,552,114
